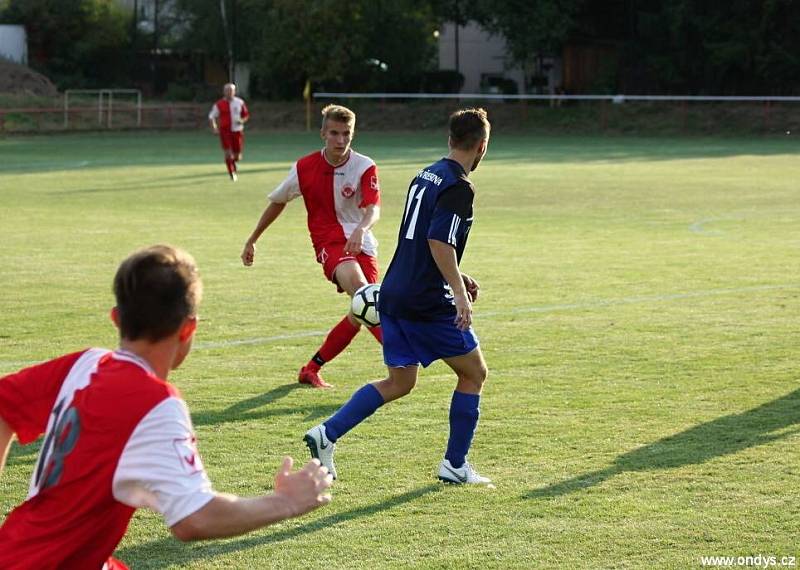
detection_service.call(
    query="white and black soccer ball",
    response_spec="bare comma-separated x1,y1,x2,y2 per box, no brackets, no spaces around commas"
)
351,283,380,327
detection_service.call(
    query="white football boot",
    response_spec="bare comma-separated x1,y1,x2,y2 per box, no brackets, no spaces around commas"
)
303,424,337,480
438,459,491,485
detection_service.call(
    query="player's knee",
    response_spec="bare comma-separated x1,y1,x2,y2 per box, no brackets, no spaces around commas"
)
346,313,362,328
461,365,488,391
389,375,416,397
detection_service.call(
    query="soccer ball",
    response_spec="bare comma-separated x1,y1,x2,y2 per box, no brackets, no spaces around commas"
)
351,283,380,327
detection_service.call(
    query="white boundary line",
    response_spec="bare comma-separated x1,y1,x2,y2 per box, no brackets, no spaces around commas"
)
187,284,800,350
1,284,796,369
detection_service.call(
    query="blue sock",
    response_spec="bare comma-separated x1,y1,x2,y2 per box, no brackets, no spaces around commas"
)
324,383,385,442
444,391,480,468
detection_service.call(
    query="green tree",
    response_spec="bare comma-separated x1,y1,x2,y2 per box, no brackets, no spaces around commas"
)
1,0,131,89
253,0,439,98
625,0,800,94
468,0,585,62
174,0,438,98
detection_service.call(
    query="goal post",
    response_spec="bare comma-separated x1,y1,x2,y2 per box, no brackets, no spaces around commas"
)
64,89,142,129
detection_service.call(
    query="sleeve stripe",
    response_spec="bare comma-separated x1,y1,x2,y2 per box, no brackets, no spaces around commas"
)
448,214,461,245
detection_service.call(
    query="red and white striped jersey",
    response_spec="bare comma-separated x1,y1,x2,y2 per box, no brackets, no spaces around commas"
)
269,149,381,255
209,97,249,132
0,349,214,569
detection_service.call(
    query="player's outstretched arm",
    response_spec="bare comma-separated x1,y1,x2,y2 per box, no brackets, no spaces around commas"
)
170,457,332,541
242,202,287,266
0,415,13,477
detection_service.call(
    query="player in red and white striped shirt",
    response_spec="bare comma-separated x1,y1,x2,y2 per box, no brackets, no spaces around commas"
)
241,104,383,388
209,83,250,181
0,245,332,569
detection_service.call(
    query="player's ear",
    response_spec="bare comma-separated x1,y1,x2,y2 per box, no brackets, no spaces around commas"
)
178,316,198,342
110,307,120,329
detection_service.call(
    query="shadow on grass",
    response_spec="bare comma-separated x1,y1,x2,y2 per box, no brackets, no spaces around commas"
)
8,439,41,462
191,383,338,427
115,484,441,568
527,388,800,499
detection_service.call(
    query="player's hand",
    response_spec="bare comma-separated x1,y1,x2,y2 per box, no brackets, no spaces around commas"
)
273,457,332,517
462,273,480,302
454,292,473,331
344,228,365,255
241,241,256,266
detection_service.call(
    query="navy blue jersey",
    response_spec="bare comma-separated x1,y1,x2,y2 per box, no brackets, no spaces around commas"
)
380,158,474,320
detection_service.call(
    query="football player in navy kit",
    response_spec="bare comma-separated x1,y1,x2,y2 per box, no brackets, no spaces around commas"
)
304,108,492,485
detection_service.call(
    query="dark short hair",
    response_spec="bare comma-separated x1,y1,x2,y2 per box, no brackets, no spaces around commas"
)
113,245,202,341
449,107,491,150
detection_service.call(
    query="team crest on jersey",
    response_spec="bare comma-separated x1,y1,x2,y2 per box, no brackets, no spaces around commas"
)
370,176,379,191
317,247,328,264
173,435,204,475
341,184,356,198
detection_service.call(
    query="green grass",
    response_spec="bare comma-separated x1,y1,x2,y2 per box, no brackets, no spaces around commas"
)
1,130,799,568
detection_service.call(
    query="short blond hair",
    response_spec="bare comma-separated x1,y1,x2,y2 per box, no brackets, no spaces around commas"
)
321,104,356,129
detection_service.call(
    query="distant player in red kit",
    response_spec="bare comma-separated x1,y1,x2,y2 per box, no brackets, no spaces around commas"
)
0,245,332,569
241,104,383,388
209,83,249,181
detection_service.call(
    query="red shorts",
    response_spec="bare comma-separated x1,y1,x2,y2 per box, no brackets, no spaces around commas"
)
219,130,243,154
315,243,379,292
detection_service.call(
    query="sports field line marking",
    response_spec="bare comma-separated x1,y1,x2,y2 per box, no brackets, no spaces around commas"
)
196,283,797,350
0,284,795,367
195,330,328,350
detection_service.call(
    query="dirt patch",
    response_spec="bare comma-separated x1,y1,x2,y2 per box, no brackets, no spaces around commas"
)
0,58,59,97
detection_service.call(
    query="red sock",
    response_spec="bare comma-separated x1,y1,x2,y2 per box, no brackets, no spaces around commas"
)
225,158,234,175
307,317,360,370
368,325,383,344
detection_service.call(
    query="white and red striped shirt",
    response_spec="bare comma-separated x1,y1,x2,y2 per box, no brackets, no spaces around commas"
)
269,149,381,255
0,349,214,569
209,96,249,132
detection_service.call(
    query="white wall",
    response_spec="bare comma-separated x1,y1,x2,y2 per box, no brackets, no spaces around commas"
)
437,22,562,95
438,22,524,93
0,25,27,65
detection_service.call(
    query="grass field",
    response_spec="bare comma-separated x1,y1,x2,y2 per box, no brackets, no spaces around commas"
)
1,129,799,569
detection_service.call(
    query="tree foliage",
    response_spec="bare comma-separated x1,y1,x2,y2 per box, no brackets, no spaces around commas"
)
462,0,800,95
5,0,800,96
1,0,131,89
470,0,584,62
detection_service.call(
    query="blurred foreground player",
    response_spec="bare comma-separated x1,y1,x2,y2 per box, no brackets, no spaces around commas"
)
209,82,249,181
304,109,493,484
241,104,383,388
0,245,332,569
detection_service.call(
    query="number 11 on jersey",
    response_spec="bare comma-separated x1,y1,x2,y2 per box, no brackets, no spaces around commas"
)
403,184,426,240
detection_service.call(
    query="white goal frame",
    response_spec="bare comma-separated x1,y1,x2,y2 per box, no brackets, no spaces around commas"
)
64,89,142,129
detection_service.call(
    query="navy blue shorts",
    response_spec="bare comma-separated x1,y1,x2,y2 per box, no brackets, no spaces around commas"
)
381,313,479,368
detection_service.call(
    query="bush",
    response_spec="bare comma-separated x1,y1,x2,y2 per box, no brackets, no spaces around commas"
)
421,70,465,93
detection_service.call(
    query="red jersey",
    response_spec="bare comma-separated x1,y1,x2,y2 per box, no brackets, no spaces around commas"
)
208,96,249,132
0,349,214,569
269,149,381,255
